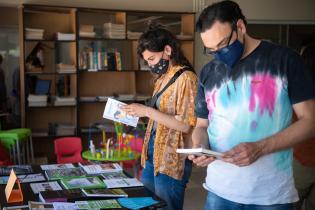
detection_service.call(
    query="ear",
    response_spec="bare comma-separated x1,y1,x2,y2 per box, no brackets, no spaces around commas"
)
236,19,246,35
164,45,172,56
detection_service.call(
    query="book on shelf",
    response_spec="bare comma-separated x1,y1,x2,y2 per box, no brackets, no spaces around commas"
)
60,176,106,189
0,173,46,184
79,96,98,102
25,27,44,40
45,167,86,180
127,30,142,39
117,94,135,101
78,162,122,175
32,130,49,137
79,24,95,38
103,98,139,127
176,148,223,158
30,181,62,194
56,63,76,74
82,188,128,198
103,178,143,188
56,32,75,41
40,163,75,171
38,189,83,203
27,94,48,107
79,45,122,71
103,22,125,39
55,123,76,136
0,165,33,176
75,199,121,209
101,172,128,180
53,96,76,106
56,75,71,97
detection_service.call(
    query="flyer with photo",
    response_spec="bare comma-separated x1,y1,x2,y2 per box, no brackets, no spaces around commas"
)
103,98,139,127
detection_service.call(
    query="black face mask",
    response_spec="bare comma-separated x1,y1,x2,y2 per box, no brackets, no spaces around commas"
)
149,52,169,75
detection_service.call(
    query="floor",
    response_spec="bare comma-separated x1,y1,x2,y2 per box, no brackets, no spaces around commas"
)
183,166,208,210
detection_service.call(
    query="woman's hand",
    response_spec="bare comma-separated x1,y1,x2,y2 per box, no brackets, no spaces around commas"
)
121,103,151,118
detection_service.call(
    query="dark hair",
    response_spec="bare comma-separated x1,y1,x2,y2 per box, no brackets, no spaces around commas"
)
196,0,247,33
301,43,315,82
137,22,193,70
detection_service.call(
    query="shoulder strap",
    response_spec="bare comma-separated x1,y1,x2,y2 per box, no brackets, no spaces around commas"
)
148,67,193,108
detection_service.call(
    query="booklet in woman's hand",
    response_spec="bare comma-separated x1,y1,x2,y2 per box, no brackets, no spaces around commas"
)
176,148,223,158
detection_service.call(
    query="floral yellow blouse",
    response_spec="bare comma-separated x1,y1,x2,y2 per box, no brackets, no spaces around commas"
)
141,65,197,180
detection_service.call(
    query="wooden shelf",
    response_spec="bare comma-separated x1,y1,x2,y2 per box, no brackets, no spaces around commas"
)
20,4,194,161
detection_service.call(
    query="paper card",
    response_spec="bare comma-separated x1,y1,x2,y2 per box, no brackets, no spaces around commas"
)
5,169,23,203
103,98,139,127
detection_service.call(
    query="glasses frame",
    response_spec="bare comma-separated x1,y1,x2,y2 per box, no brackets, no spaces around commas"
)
203,28,235,56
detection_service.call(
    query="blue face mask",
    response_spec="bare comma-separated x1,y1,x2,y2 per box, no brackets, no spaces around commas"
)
214,39,244,68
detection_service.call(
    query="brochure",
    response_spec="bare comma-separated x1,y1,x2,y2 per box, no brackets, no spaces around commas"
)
2,205,29,210
53,202,77,210
30,181,62,194
75,200,121,209
103,98,139,127
28,201,54,210
103,178,143,188
45,167,86,180
118,197,159,209
176,148,223,158
40,163,75,170
79,162,122,174
0,165,33,176
61,176,106,189
101,172,128,180
0,173,46,184
82,188,128,197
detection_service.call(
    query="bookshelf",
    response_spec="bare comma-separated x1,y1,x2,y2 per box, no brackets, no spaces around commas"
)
19,5,195,161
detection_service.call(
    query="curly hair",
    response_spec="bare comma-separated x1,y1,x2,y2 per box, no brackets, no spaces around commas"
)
137,22,193,71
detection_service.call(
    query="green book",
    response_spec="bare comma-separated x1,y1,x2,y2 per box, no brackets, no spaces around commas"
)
61,176,106,189
45,167,86,180
75,199,121,209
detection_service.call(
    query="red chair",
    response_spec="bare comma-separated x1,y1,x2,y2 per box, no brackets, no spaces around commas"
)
122,137,143,178
54,137,84,164
0,141,12,166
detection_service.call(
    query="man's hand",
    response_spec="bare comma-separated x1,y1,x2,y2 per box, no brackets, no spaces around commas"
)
188,154,216,167
221,141,265,167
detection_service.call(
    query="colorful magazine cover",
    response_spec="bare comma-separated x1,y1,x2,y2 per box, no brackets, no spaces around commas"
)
101,172,128,180
0,165,33,176
103,98,139,127
61,176,106,189
75,200,121,209
40,163,75,170
30,181,62,194
79,162,122,174
82,188,128,197
45,167,86,180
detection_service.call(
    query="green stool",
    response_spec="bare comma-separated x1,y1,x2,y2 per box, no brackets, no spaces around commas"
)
0,128,33,164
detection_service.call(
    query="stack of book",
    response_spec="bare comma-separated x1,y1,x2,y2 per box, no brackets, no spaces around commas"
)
103,22,125,39
55,123,76,136
127,30,142,39
56,63,76,74
28,94,48,107
54,96,76,106
79,24,95,38
25,27,44,40
117,94,135,101
56,32,75,40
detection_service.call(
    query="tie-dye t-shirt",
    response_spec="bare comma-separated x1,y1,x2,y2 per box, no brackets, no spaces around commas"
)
195,41,315,205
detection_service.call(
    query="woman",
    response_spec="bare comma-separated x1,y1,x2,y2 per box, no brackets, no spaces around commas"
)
122,23,197,210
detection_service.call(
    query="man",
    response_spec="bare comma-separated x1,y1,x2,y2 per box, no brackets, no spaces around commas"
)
189,1,315,209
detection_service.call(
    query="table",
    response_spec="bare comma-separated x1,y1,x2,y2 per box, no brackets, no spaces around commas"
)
0,165,166,209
